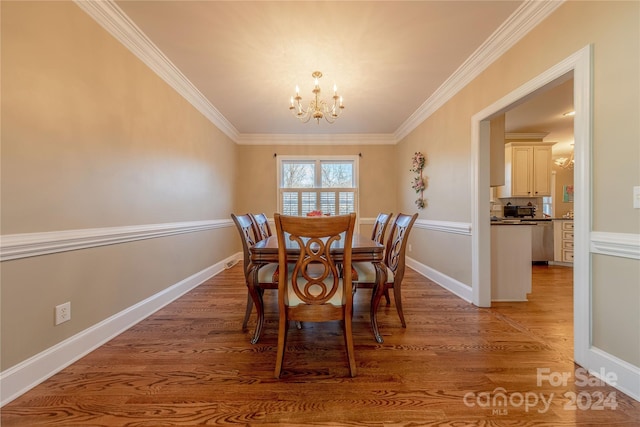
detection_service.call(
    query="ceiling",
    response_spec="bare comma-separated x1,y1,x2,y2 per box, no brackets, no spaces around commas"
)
100,1,572,152
506,77,575,155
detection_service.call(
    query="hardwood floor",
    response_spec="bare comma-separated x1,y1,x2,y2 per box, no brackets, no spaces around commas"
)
2,264,639,426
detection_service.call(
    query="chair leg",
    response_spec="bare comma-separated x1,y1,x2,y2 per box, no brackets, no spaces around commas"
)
383,289,391,305
249,288,265,344
343,317,357,377
370,284,386,343
242,292,253,331
274,313,289,378
392,284,406,328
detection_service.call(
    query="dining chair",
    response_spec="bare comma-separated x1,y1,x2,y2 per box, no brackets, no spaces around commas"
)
371,212,393,245
230,213,278,333
352,212,393,304
249,212,306,335
250,213,272,241
353,212,417,340
273,212,357,378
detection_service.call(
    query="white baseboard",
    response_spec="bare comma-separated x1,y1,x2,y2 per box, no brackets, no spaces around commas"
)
406,256,639,402
0,253,241,407
584,346,640,402
406,256,473,303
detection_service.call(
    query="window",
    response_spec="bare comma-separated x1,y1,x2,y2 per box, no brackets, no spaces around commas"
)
542,196,553,217
541,171,556,217
278,156,358,216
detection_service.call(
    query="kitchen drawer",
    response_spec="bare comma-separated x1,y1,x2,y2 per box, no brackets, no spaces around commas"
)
563,240,574,249
562,221,574,230
563,230,574,240
562,250,574,262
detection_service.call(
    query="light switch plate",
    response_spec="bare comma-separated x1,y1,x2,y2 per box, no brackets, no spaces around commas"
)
634,186,640,209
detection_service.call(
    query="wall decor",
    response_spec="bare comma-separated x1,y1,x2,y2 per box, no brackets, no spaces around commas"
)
563,184,574,202
410,152,426,209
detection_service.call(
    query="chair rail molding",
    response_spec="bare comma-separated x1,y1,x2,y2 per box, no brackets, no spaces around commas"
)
414,219,472,236
590,231,640,260
0,220,232,262
361,218,471,236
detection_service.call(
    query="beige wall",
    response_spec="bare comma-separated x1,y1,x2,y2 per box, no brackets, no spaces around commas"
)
1,2,238,369
592,255,640,365
396,1,639,366
396,116,474,284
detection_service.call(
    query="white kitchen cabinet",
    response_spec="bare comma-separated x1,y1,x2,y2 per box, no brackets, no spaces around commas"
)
553,220,574,264
497,142,555,198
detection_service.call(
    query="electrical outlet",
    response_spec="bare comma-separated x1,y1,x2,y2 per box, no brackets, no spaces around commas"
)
55,302,71,325
408,244,412,252
634,186,640,209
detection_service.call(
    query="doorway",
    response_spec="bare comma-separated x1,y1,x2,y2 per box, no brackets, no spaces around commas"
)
471,45,592,368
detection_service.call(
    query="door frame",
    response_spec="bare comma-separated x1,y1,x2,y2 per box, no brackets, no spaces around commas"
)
470,45,592,366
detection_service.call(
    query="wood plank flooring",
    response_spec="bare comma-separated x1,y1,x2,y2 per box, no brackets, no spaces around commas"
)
2,264,639,426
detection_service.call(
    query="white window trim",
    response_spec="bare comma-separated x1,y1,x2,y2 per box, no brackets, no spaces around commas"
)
276,155,360,223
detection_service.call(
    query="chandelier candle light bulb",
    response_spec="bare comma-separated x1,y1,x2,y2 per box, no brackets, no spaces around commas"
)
289,71,345,124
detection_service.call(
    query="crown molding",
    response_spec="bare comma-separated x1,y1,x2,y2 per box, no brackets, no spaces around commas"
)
235,133,396,146
505,132,550,140
73,0,240,142
76,0,562,145
394,0,564,142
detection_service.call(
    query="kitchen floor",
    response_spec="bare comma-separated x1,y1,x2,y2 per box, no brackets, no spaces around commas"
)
490,264,574,360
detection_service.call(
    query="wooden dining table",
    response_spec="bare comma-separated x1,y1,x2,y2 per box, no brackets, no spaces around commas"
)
247,232,388,343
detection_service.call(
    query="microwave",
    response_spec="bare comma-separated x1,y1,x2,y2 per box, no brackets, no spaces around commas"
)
503,205,535,218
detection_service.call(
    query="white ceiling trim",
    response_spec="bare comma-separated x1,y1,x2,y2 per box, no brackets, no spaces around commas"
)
235,133,396,146
75,0,562,146
505,132,550,140
394,0,564,142
74,0,240,142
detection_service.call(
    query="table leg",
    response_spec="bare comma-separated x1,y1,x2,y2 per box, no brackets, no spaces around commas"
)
247,262,265,344
370,262,387,343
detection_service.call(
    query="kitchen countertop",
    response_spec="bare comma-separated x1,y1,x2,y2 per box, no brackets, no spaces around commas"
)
490,217,571,224
491,220,535,225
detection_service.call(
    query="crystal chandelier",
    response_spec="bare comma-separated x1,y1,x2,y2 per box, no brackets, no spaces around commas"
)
554,150,574,169
289,71,344,124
